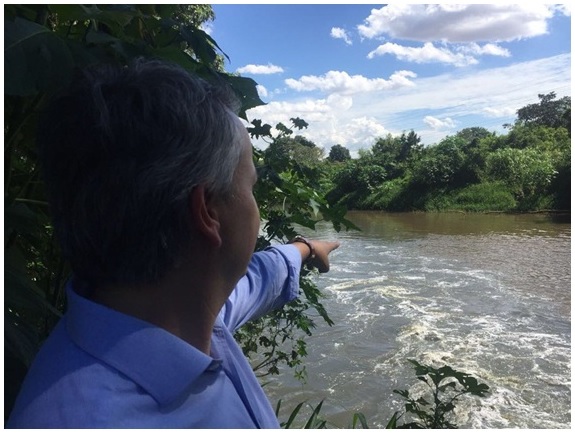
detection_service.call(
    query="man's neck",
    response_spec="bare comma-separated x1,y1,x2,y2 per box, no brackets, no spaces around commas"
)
88,265,230,355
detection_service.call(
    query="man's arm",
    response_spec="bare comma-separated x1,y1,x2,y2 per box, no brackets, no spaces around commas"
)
219,240,339,332
288,238,340,273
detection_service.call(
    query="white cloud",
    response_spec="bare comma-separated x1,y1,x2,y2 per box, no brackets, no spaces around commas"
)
358,4,555,43
256,84,268,99
459,43,510,57
245,95,382,150
368,42,478,67
247,53,570,149
247,98,336,127
236,63,284,75
331,27,352,45
482,106,517,118
285,70,416,95
553,4,571,17
368,41,511,66
316,117,389,151
423,116,456,130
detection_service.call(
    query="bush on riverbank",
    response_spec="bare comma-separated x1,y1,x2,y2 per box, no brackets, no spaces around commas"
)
358,180,519,213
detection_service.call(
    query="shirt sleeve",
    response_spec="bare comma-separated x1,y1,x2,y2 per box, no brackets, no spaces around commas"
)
219,244,302,332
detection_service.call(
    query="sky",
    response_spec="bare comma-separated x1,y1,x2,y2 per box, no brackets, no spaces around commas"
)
207,3,571,154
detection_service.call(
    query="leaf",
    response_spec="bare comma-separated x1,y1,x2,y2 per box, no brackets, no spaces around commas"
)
393,389,410,399
385,412,400,429
4,16,49,52
304,400,324,429
50,4,137,33
5,202,42,242
5,249,62,317
351,412,369,429
5,17,74,96
180,26,220,65
85,29,120,45
224,75,266,118
247,119,273,140
290,117,309,130
309,198,320,217
283,401,304,428
4,313,40,367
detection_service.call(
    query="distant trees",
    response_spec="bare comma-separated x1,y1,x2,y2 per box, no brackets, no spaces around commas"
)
410,136,466,188
515,92,571,131
264,134,324,171
322,95,570,212
371,131,423,179
327,144,351,162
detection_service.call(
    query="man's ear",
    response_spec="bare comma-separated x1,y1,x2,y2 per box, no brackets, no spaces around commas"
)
189,185,222,248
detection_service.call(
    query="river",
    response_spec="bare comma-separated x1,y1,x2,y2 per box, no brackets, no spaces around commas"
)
265,211,571,429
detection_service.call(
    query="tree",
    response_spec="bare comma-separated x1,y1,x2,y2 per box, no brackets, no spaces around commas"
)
327,144,351,162
371,130,422,179
515,92,571,131
456,127,493,150
265,135,323,171
410,136,466,188
486,147,556,202
398,130,423,162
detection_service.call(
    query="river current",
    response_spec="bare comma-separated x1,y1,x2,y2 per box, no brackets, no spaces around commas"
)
265,212,571,429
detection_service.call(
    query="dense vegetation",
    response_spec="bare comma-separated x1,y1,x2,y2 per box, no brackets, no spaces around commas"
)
319,93,570,213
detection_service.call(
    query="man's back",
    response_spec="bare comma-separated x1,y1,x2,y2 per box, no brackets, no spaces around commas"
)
8,247,302,428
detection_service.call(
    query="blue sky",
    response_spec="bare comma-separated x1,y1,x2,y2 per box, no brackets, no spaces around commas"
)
208,4,571,153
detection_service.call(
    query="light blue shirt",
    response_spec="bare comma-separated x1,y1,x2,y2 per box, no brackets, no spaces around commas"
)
7,245,301,428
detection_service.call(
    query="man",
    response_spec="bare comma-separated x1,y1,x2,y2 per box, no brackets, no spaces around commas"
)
7,59,339,428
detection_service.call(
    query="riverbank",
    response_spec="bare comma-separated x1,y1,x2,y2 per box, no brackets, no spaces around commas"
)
336,179,570,215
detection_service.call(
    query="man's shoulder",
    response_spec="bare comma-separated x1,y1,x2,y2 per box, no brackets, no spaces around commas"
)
7,318,136,428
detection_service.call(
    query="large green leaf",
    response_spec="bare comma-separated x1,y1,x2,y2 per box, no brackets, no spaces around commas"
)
49,4,138,34
5,17,74,96
224,75,266,119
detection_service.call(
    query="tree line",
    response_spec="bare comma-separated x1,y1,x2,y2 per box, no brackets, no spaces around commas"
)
278,92,570,213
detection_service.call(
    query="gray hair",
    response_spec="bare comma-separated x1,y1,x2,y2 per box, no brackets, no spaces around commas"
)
38,58,244,286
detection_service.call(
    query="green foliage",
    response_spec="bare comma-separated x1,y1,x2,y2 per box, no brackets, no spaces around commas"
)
390,360,490,429
411,136,467,188
515,92,571,131
327,144,352,163
327,96,569,213
503,124,571,152
450,182,516,212
236,118,356,381
371,131,422,180
275,360,489,429
264,135,324,172
326,157,387,207
276,400,329,429
361,178,409,210
485,147,556,202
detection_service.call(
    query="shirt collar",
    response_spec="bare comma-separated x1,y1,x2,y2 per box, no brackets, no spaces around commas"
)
65,280,219,407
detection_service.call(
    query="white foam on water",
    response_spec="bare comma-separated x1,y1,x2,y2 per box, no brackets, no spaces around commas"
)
399,274,426,281
326,275,389,291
